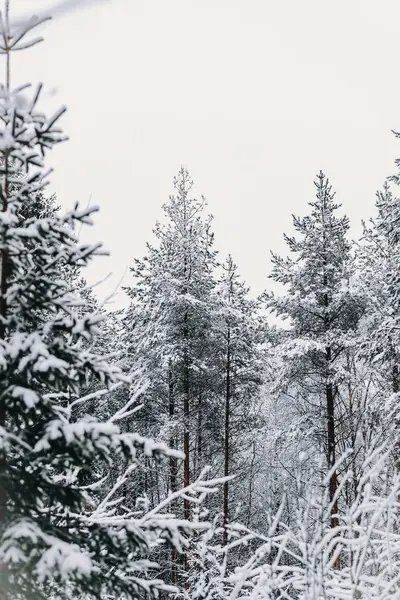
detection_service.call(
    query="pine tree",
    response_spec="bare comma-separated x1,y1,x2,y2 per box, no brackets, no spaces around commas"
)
267,172,362,567
122,167,218,583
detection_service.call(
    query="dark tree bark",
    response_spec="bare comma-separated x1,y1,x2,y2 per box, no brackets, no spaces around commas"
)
0,145,9,600
168,363,178,585
196,393,203,479
183,310,190,586
223,328,231,546
168,363,177,495
322,198,340,570
326,348,339,527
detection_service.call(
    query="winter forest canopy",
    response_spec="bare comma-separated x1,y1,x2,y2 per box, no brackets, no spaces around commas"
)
2,2,400,600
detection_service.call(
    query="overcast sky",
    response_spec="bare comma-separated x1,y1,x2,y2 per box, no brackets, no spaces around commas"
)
9,0,400,308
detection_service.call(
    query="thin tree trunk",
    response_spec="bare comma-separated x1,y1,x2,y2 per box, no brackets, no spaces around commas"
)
246,440,256,528
321,191,340,570
326,351,338,514
183,310,190,585
223,328,231,546
393,362,399,394
168,363,177,494
196,393,203,479
326,348,340,569
183,313,190,518
168,363,177,586
0,6,10,591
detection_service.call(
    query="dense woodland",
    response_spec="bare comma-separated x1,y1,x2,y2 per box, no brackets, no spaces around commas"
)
2,4,400,600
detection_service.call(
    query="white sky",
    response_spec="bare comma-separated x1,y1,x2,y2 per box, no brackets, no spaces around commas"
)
8,0,400,309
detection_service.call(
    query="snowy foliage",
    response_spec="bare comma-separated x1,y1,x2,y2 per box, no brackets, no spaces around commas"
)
0,10,218,600
2,3,400,600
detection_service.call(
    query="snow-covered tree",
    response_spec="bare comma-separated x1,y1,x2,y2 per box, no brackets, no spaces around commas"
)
0,10,215,600
355,171,400,467
267,172,363,565
122,167,219,584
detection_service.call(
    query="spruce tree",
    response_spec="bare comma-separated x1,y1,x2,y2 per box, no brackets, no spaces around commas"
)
0,10,208,600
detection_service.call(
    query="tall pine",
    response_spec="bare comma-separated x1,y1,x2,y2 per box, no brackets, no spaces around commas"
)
123,167,217,583
267,172,362,567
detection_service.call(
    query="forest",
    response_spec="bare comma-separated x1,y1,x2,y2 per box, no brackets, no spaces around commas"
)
1,2,400,600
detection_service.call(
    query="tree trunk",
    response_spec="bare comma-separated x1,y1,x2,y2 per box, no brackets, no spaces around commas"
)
183,314,190,518
168,363,177,495
168,363,177,586
183,310,190,585
326,345,340,569
0,143,9,599
246,440,256,528
223,328,231,546
321,192,340,569
393,362,399,394
196,393,203,479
